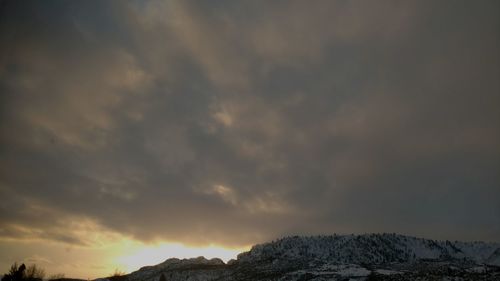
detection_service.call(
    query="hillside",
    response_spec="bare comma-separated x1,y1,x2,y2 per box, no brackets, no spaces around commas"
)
101,233,500,281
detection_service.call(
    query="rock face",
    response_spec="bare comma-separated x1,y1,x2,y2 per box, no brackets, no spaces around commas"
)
125,257,227,281
108,234,500,281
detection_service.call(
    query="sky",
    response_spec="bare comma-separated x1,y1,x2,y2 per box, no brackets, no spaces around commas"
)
0,0,499,278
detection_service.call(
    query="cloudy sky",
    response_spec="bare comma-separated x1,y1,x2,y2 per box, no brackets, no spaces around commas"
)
1,0,499,278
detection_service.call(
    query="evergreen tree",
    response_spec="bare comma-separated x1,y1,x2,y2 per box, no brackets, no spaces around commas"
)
2,264,45,281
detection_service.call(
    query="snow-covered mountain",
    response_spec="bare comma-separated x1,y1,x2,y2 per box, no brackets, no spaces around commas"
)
238,233,500,266
106,233,500,281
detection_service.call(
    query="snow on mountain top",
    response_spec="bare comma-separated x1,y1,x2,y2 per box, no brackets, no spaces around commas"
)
237,233,500,266
114,233,500,281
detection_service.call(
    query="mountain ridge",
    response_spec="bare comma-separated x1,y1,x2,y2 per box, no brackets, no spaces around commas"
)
237,233,500,265
101,233,500,281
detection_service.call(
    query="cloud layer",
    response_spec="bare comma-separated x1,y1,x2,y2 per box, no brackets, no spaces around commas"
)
1,0,499,252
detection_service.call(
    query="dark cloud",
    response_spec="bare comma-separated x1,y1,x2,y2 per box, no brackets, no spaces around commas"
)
0,0,499,249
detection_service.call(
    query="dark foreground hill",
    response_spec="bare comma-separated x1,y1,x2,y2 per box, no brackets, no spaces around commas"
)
97,233,500,281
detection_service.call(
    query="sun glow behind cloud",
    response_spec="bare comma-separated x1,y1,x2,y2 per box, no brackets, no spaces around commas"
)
1,0,499,279
0,235,248,279
115,241,248,273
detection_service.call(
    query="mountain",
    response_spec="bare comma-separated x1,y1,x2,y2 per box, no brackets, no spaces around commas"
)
102,233,500,281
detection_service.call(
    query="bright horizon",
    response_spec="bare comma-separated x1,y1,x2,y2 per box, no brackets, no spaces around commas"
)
1,0,499,278
0,236,249,280
115,242,247,274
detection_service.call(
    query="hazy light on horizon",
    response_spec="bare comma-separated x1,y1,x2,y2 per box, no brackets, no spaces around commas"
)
0,0,498,278
116,242,248,273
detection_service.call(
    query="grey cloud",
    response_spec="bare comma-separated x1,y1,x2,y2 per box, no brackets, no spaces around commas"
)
0,0,499,248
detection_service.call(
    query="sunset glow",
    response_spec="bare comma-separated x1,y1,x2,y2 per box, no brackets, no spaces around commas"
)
1,0,499,279
116,242,248,273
